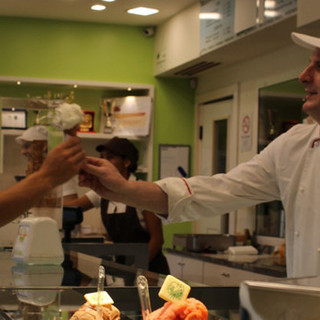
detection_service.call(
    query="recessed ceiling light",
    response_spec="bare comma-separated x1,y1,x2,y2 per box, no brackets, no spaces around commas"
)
264,10,279,18
199,12,221,20
127,7,159,16
91,4,106,11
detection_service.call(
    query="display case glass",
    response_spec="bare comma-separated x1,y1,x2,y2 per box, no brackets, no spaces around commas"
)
0,250,240,319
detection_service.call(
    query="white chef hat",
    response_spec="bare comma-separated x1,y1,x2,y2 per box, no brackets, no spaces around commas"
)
291,32,320,50
15,125,48,145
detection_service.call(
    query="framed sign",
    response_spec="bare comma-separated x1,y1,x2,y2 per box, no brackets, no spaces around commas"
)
159,144,190,179
2,108,27,129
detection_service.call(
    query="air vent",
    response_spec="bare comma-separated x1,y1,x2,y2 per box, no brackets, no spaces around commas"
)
174,61,221,77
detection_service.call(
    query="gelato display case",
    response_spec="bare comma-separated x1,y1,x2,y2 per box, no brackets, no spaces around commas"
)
240,277,320,319
0,249,240,319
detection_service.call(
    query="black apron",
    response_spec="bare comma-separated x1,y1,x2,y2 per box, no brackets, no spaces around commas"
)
101,199,170,274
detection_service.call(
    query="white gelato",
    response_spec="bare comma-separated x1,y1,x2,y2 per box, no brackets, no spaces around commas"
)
52,103,84,131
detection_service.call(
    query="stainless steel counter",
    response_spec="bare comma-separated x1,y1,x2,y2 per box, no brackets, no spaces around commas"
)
0,249,240,319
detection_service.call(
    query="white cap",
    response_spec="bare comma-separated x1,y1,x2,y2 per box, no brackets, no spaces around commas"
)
15,126,48,145
291,32,320,50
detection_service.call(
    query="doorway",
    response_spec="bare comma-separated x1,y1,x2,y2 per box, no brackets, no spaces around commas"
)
196,97,234,234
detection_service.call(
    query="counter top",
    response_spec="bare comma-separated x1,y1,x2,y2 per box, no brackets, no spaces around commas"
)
165,248,287,278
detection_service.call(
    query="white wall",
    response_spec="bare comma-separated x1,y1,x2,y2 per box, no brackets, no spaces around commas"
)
195,43,310,233
154,2,200,75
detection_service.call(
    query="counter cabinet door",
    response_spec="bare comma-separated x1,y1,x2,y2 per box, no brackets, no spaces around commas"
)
203,262,278,286
165,253,204,283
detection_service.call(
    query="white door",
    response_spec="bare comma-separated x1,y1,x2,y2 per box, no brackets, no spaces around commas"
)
196,97,235,234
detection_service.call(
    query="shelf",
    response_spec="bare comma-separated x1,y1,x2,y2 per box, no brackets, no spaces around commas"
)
78,132,149,141
1,129,25,136
1,129,149,141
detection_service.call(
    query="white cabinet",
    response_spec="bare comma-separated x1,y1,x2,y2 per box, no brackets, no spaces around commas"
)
166,252,203,284
166,251,281,286
203,262,278,287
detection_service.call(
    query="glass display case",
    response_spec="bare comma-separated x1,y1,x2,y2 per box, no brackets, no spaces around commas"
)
0,249,240,320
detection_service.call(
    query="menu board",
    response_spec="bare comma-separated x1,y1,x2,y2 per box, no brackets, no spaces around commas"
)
200,0,235,55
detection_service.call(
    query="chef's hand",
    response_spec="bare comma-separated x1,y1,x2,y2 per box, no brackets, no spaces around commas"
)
79,156,128,199
39,136,86,187
79,156,169,214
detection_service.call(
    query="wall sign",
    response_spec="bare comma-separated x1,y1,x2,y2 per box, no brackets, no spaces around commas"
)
200,0,235,55
1,108,27,129
240,113,252,152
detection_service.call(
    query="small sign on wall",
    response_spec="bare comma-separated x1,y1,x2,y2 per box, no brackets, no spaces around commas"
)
159,144,190,179
240,113,252,152
2,108,27,129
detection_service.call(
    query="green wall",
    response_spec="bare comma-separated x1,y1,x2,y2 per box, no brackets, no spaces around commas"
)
0,17,193,247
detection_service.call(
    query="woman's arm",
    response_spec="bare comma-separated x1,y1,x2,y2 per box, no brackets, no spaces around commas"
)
143,210,164,262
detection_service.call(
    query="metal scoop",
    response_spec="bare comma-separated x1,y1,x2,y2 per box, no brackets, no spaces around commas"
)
97,265,105,320
137,275,152,320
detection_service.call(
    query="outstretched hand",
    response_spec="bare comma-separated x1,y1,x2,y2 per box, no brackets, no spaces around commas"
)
40,136,86,187
79,156,128,200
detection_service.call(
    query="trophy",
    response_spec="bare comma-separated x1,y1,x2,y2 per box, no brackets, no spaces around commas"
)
102,99,116,134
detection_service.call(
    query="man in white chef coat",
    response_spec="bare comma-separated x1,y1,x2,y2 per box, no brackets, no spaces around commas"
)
79,32,320,278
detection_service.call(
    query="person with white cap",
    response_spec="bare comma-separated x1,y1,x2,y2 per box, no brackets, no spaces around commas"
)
15,125,79,203
79,32,320,278
0,136,85,227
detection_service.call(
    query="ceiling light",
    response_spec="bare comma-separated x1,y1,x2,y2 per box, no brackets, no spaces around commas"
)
264,10,279,18
264,1,276,9
199,12,221,20
101,0,115,2
91,4,106,11
127,7,159,16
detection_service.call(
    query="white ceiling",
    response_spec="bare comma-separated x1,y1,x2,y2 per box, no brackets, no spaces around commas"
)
0,0,199,26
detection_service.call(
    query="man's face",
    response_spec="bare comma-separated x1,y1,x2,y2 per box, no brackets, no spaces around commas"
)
20,140,47,161
20,141,34,161
299,48,320,123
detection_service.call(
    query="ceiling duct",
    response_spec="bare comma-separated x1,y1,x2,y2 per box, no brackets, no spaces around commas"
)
174,61,221,77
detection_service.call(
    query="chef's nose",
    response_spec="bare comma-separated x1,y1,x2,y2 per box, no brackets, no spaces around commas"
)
299,64,313,84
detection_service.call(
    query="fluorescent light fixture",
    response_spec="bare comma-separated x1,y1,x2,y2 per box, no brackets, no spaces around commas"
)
102,0,115,2
199,12,221,20
264,0,276,9
127,7,159,16
264,10,279,18
91,4,106,11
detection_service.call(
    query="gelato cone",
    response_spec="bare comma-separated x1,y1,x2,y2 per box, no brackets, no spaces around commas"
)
70,302,120,320
52,102,84,136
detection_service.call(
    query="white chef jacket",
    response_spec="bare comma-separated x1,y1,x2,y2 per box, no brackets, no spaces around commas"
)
156,123,320,278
